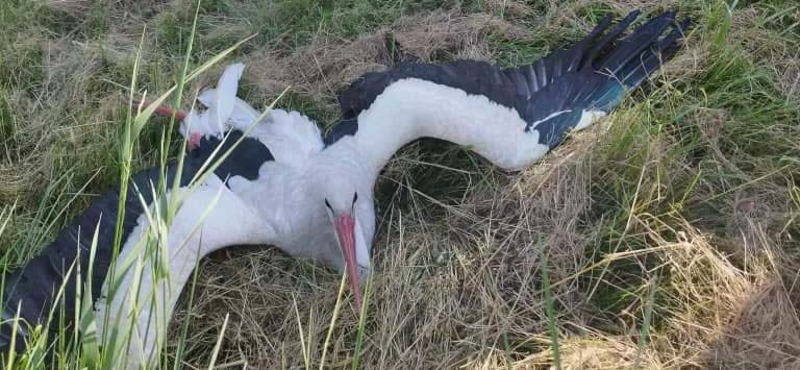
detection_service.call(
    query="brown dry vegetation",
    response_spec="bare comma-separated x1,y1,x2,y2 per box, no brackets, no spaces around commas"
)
2,0,800,369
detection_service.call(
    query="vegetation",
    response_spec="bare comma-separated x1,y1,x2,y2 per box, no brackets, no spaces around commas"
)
0,0,798,368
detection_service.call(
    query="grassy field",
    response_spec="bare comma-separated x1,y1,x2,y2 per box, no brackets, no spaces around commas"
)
1,0,799,368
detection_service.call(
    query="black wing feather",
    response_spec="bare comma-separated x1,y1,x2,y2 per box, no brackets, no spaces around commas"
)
0,131,272,355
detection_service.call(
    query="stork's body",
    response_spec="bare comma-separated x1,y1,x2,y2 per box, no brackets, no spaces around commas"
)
1,10,689,369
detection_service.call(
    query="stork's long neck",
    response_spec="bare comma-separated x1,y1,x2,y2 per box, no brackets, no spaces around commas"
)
351,100,420,175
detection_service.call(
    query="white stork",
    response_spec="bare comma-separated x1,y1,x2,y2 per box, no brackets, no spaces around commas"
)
1,9,689,368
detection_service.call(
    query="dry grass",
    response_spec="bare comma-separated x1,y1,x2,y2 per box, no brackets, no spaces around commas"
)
2,0,800,369
243,9,533,125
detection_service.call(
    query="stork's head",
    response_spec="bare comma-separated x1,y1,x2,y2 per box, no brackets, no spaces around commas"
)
318,172,373,310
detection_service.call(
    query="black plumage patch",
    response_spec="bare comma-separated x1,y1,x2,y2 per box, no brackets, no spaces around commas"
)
0,129,273,354
194,130,274,181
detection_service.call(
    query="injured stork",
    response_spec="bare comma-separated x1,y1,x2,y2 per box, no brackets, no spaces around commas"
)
1,9,689,368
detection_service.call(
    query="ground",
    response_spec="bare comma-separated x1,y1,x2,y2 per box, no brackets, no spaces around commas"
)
1,0,799,369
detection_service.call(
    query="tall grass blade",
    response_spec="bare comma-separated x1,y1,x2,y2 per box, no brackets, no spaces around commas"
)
708,0,736,48
172,246,205,370
78,220,103,368
100,25,148,368
319,272,348,370
5,302,21,370
162,0,203,212
351,278,372,370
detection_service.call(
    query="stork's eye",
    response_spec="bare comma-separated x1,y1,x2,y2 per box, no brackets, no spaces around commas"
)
353,192,358,204
324,198,332,210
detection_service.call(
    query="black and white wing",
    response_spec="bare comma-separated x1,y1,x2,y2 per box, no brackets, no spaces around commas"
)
0,65,277,366
0,135,275,360
327,10,690,171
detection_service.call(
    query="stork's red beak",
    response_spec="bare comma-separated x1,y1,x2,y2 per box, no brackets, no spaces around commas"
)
333,213,362,310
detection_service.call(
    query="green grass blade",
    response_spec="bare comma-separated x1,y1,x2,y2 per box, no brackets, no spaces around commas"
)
172,245,205,370
101,25,148,365
350,277,372,370
319,272,348,370
163,0,205,227
78,220,103,369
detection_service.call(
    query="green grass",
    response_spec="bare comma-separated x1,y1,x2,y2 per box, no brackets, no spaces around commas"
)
2,0,800,368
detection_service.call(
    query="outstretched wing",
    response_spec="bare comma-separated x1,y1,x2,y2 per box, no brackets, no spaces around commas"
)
0,64,278,362
0,131,275,356
327,10,690,171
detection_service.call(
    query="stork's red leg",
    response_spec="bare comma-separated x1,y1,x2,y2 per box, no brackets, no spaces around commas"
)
132,98,187,122
131,98,199,150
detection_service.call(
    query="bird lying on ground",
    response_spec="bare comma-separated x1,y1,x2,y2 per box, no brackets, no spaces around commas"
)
1,9,690,368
